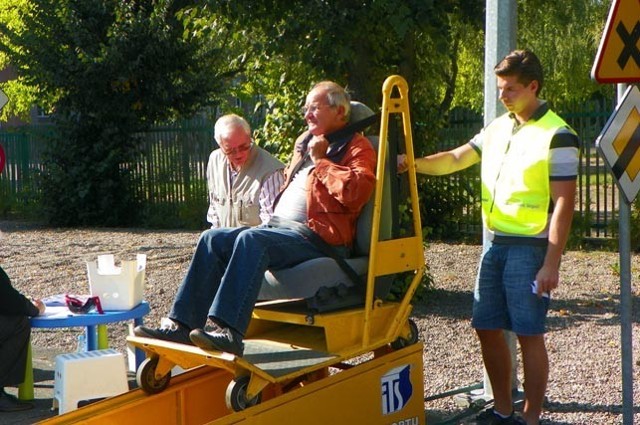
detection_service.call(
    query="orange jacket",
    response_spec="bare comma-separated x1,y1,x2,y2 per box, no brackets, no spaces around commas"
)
283,132,377,247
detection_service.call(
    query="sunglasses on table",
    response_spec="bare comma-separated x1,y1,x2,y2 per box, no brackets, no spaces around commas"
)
65,295,104,314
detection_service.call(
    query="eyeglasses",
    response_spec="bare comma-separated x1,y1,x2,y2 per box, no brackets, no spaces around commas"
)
220,141,253,156
301,104,334,116
65,294,104,314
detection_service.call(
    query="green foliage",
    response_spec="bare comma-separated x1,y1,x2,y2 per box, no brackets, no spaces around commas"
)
630,199,640,252
451,0,614,112
418,174,476,240
40,119,141,225
0,0,244,225
0,179,41,219
0,0,617,236
518,0,611,106
387,266,434,303
249,65,319,162
450,19,485,112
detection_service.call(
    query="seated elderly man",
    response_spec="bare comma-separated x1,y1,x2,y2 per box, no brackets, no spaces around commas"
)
135,81,376,356
206,114,284,228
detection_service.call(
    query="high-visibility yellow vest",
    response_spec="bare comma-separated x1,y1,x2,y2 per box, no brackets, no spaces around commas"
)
480,110,571,235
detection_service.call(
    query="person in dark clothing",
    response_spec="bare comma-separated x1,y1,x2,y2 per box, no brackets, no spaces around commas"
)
0,265,45,412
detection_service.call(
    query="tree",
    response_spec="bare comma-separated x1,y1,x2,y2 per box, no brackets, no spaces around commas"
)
184,1,483,158
0,0,245,225
0,0,613,235
451,0,614,112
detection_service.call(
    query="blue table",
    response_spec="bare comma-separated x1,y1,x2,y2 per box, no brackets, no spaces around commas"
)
18,301,150,400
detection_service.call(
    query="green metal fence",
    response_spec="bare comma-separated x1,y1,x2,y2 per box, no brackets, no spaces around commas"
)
0,102,616,240
0,118,216,226
128,118,214,227
0,126,49,216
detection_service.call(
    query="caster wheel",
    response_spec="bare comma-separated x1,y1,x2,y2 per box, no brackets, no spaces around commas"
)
136,356,171,395
225,375,261,412
390,318,419,350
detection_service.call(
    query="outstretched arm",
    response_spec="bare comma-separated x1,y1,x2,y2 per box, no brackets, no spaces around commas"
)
398,143,480,175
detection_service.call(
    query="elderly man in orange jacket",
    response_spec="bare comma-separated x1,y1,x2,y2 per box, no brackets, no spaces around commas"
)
135,81,376,357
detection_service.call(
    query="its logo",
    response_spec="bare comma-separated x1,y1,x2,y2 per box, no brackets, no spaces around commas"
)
381,364,413,415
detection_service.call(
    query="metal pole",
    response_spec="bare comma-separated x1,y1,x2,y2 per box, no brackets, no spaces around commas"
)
619,197,632,425
482,0,518,399
616,82,633,425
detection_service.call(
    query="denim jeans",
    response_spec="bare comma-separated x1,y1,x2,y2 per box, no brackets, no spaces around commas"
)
472,241,549,335
169,226,329,336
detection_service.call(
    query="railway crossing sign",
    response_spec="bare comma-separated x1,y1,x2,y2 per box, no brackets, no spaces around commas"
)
597,85,640,203
591,0,640,83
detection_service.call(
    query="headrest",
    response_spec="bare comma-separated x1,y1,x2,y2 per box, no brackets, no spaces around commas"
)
349,101,375,124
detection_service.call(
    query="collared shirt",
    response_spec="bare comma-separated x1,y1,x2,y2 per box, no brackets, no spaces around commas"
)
470,102,579,186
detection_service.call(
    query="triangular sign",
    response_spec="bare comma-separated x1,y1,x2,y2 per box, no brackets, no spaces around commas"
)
591,0,640,84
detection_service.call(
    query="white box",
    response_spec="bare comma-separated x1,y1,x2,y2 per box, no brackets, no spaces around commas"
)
53,349,128,414
87,254,146,311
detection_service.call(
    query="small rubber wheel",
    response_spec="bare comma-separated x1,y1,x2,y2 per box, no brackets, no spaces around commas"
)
136,356,171,395
390,319,419,350
225,375,261,412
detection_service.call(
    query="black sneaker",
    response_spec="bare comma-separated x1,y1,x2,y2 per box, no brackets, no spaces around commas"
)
471,408,526,424
189,327,244,356
133,318,193,345
0,389,33,412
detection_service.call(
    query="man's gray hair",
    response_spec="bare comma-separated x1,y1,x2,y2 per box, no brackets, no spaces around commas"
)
214,114,251,144
312,81,351,122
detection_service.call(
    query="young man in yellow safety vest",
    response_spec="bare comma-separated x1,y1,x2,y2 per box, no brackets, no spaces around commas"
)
400,50,579,425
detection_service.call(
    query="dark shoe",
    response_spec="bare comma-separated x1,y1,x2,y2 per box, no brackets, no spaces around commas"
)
0,390,33,412
471,408,525,424
189,327,244,356
133,318,193,345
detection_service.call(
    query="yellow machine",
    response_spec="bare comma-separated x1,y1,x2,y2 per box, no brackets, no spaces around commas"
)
39,75,427,425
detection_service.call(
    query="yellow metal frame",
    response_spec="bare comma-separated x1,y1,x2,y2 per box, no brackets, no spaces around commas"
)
364,74,424,347
38,344,425,425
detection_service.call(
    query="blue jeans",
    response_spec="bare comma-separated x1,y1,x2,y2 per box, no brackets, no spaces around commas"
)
471,242,549,335
169,226,329,336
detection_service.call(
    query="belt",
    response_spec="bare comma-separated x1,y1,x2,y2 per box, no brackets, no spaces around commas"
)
492,235,548,247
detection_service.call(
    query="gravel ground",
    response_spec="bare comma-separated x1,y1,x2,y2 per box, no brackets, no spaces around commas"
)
1,220,639,424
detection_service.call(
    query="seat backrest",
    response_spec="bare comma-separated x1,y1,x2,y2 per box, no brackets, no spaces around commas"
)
352,134,392,257
348,101,391,256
